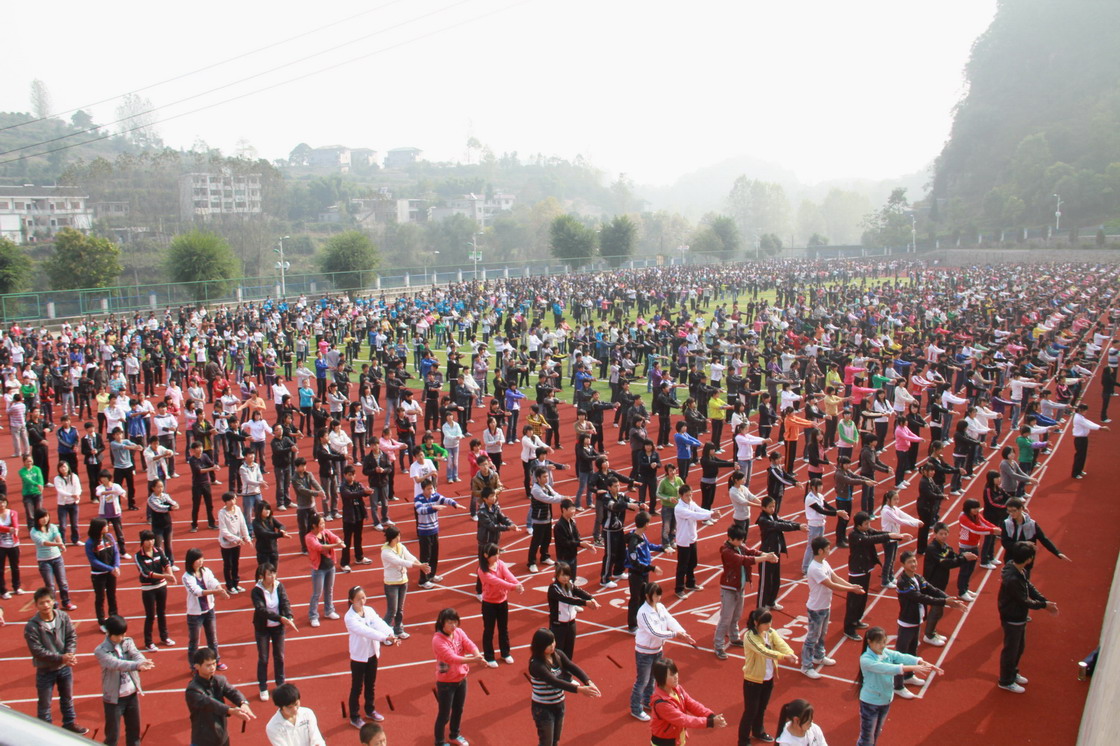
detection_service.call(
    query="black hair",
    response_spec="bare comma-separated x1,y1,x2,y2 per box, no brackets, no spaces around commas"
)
384,524,401,542
728,524,747,542
272,683,300,709
634,511,650,529
255,562,276,581
435,607,460,633
185,547,204,575
746,608,772,635
811,536,830,555
193,647,218,666
530,628,556,660
104,614,128,636
88,516,108,540
652,657,678,687
478,542,500,574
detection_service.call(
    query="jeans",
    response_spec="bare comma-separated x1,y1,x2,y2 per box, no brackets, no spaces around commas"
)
309,566,336,621
383,584,407,634
242,493,261,538
857,700,891,746
297,507,315,553
445,445,459,481
531,701,565,746
104,692,141,746
35,666,77,725
38,557,71,606
801,524,824,574
714,587,745,652
256,625,286,691
630,650,661,715
187,610,220,666
801,607,830,671
274,464,292,508
435,679,467,744
660,509,676,546
58,503,80,544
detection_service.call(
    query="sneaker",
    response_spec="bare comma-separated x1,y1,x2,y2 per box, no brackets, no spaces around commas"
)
602,580,618,588
170,565,181,572
631,711,651,722
543,558,555,566
503,655,515,664
373,524,384,531
908,676,927,686
420,582,435,590
63,603,78,611
770,602,784,611
189,526,199,533
951,489,964,496
753,732,775,743
350,717,365,729
472,515,479,522
341,565,352,573
61,724,89,735
729,639,744,648
145,643,159,652
998,682,1026,694
528,564,539,573
1015,674,1029,685
685,585,704,592
450,737,469,746
882,581,897,590
818,657,837,666
121,553,132,560
627,626,638,634
923,634,946,647
360,557,373,565
325,611,340,620
398,631,410,640
843,632,862,642
485,660,499,668
260,689,270,701
162,638,176,646
0,592,9,600
855,621,869,629
962,590,977,601
367,711,385,722
980,563,997,570
217,662,228,671
895,688,917,699
802,668,823,679
432,575,445,582
310,619,321,628
715,649,728,660
277,504,289,511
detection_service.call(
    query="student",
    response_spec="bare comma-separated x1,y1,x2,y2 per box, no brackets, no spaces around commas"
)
529,627,600,746
765,450,798,514
306,513,343,627
292,457,326,553
253,501,289,571
1070,402,1108,478
649,657,727,744
29,509,75,610
714,524,776,660
108,427,143,512
94,614,154,746
24,586,88,733
1000,498,1071,566
774,699,825,746
432,607,486,746
95,468,129,558
997,541,1059,693
656,462,685,546
20,453,45,527
728,470,763,535
239,451,267,539
801,478,847,575
856,627,940,746
266,683,326,746
183,547,228,671
914,462,944,553
833,456,873,548
843,513,902,640
624,511,670,632
552,498,591,579
599,476,636,586
478,542,524,667
630,583,695,722
803,536,865,679
381,525,428,639
344,585,396,728
922,522,975,646
877,489,921,589
360,722,387,746
135,529,175,651
957,499,1000,601
217,491,251,593
52,459,83,546
186,648,255,746
547,561,599,660
0,494,21,599
673,483,715,597
340,466,373,572
739,609,797,745
146,478,178,567
251,563,297,701
414,478,464,588
893,551,964,699
528,467,564,573
756,496,806,610
86,517,121,629
187,440,219,532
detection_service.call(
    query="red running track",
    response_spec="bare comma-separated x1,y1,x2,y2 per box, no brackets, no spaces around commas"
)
0,364,1114,745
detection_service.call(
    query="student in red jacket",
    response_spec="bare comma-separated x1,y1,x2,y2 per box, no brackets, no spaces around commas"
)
649,658,727,745
957,499,1001,600
478,542,524,667
713,524,777,660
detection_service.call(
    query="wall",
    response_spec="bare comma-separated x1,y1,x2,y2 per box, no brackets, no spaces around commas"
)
923,249,1120,265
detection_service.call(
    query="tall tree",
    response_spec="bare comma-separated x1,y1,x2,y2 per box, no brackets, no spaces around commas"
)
29,79,52,119
861,188,912,249
726,177,790,244
167,230,240,300
693,213,741,260
44,228,123,289
0,238,34,295
114,93,161,148
319,230,379,290
549,214,596,266
599,215,637,267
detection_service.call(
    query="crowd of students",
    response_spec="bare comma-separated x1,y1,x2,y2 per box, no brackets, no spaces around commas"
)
2,256,1116,745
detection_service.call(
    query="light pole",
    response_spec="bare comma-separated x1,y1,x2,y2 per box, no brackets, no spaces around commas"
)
910,213,917,254
1053,194,1063,233
467,232,483,279
274,235,290,297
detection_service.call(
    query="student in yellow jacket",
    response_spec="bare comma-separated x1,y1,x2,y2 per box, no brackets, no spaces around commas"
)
740,608,798,745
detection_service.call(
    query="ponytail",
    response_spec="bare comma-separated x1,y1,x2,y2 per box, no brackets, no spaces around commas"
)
776,698,814,739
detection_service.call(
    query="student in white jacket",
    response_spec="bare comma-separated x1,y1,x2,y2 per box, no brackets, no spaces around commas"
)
217,492,251,593
877,489,922,589
629,582,695,721
673,483,715,597
344,585,397,729
380,525,429,638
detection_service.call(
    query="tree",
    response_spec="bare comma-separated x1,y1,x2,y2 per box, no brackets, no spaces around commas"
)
807,233,829,247
319,230,379,290
549,214,596,265
167,230,240,300
0,238,33,295
70,109,96,130
44,228,122,289
29,79,52,119
637,211,692,257
599,215,637,268
759,233,783,255
114,93,161,148
861,188,912,249
692,214,740,259
726,177,790,244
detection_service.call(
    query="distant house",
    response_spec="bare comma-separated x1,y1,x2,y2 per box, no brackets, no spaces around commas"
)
180,171,263,221
309,146,351,172
350,148,379,169
384,147,422,169
0,185,93,244
351,196,429,225
92,201,130,220
428,192,515,228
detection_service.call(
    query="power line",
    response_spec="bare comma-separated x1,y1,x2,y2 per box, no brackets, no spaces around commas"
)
0,0,477,157
0,0,535,168
0,0,410,134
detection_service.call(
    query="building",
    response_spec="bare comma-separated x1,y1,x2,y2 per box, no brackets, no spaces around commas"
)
180,171,263,220
308,146,351,172
428,192,515,228
384,147,422,169
350,196,429,225
92,201,130,221
350,148,378,169
0,185,93,244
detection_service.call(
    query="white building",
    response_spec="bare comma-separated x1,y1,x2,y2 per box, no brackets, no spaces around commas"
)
429,192,515,228
180,171,262,220
0,186,93,244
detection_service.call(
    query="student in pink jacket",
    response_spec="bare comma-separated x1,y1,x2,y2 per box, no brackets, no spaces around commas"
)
477,543,524,667
892,423,924,487
432,607,486,746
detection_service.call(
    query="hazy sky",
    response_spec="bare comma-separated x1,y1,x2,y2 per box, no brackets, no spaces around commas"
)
2,0,996,186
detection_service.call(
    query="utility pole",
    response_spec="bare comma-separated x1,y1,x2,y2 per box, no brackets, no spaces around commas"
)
274,235,290,297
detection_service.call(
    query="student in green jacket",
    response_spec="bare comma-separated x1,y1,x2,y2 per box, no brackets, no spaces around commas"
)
656,462,684,547
19,454,44,526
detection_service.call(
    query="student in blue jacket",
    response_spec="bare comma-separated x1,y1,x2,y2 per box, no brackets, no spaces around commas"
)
856,626,941,746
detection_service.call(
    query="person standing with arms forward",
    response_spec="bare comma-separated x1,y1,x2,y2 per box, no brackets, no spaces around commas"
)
856,627,941,746
433,607,486,746
738,609,798,745
344,585,396,729
529,627,600,746
673,483,714,598
186,647,255,746
306,513,343,627
713,524,775,660
802,536,865,680
1071,402,1108,478
1000,498,1072,567
892,551,965,699
649,658,728,745
630,582,695,722
997,541,1059,693
188,440,219,533
251,563,297,702
624,511,670,633
843,513,902,640
265,683,326,746
94,614,155,746
24,586,88,734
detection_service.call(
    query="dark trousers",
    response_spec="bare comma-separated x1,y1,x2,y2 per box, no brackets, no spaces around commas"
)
191,483,215,528
255,625,286,691
893,625,920,689
0,546,20,593
674,543,698,593
916,504,937,553
843,573,871,634
527,522,552,566
152,518,174,564
113,466,137,509
103,692,141,746
418,534,439,584
435,679,468,744
92,571,118,625
141,586,169,647
699,482,717,510
531,701,565,746
627,572,648,629
999,621,1027,686
757,561,781,608
349,655,379,718
1071,436,1089,476
297,507,315,553
552,621,577,661
957,544,978,595
925,602,945,639
657,416,671,447
342,521,364,566
739,678,774,745
835,499,852,544
481,600,511,661
58,503,80,544
600,530,625,583
35,665,77,726
220,546,241,589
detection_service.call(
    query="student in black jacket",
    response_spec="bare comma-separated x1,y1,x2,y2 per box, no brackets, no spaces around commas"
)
1000,498,1071,571
547,561,599,661
997,542,1057,693
553,499,592,578
922,522,975,645
755,496,806,610
843,512,903,638
251,501,287,571
914,463,944,553
249,563,296,701
653,382,681,448
765,451,797,515
893,551,965,698
857,438,892,514
186,647,255,745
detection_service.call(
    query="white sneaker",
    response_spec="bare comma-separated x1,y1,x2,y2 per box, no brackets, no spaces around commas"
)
360,558,373,565
1015,674,1028,685
543,558,555,566
432,575,445,582
503,655,515,664
341,565,352,573
895,688,917,699
419,582,435,590
631,711,651,722
310,619,321,628
325,612,340,620
802,668,823,679
980,563,997,570
602,580,618,588
908,676,927,686
998,682,1026,694
818,657,837,666
528,564,539,573
260,690,270,701
397,631,410,640
923,634,946,647
486,660,499,669
770,602,784,611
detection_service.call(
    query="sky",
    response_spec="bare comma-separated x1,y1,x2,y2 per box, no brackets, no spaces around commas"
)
1,0,997,187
